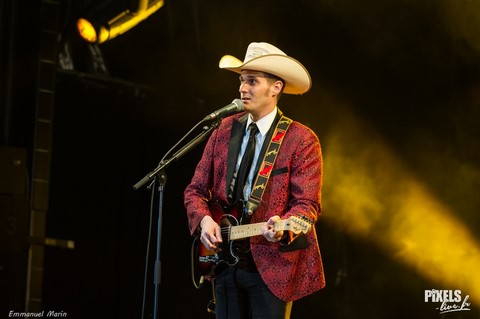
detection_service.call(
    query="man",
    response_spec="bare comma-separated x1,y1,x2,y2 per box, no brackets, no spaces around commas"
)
184,42,325,319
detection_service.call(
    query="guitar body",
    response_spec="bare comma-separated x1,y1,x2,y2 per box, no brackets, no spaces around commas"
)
194,214,247,277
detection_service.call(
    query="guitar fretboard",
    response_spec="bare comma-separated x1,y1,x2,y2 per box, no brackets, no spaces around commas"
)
228,220,291,241
229,222,266,241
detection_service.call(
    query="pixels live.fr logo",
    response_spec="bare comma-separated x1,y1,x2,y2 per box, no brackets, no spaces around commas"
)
424,289,471,314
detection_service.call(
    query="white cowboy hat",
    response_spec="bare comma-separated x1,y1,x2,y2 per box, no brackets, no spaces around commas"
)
219,42,312,95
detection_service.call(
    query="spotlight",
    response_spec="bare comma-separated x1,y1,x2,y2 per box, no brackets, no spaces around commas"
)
77,0,164,44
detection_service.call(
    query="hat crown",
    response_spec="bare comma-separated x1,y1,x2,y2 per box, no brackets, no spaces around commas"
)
219,42,311,94
244,42,286,63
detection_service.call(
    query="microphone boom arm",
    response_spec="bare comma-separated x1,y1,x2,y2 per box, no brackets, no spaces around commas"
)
132,120,221,190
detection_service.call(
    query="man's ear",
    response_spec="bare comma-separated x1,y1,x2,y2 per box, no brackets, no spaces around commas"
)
272,80,283,97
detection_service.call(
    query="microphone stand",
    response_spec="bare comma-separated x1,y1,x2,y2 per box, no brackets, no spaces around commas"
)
133,119,222,319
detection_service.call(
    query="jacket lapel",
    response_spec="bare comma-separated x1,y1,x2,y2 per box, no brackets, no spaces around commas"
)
226,114,248,200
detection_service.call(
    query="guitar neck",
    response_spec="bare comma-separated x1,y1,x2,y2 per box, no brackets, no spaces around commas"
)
229,222,266,241
229,220,291,241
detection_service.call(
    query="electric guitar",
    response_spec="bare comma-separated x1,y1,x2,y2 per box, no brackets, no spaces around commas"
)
191,214,312,280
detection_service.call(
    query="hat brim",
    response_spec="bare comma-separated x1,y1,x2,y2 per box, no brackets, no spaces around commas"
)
219,54,311,95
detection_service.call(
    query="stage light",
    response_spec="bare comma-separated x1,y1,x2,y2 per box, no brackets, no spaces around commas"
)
77,0,164,44
77,18,101,43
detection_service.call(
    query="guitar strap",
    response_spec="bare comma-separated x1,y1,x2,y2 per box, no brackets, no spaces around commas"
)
245,115,293,216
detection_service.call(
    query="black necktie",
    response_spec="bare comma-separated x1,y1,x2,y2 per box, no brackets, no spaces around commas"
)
233,123,259,202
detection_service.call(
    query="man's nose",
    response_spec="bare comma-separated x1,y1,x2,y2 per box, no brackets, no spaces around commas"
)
239,82,248,93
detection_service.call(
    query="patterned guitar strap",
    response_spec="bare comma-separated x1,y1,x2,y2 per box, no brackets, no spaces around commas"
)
244,115,293,216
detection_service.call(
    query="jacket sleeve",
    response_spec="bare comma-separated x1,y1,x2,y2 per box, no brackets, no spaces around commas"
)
184,129,217,236
282,125,322,246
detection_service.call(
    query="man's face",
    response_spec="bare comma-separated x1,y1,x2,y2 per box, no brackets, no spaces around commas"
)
238,70,281,121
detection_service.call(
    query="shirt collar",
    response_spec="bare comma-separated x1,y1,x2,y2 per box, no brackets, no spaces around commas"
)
246,107,278,136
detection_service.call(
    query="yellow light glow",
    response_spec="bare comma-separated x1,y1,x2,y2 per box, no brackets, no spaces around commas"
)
77,0,164,44
77,18,97,43
322,108,480,304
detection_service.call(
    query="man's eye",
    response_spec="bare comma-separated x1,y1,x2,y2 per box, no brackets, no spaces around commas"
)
239,78,257,85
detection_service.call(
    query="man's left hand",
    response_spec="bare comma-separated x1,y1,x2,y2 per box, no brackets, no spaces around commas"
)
262,215,284,242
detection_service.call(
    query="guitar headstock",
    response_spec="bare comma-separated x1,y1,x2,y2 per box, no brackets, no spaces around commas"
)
281,215,312,234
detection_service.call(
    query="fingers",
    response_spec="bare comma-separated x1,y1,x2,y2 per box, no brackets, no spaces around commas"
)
264,229,284,242
201,232,222,252
200,216,222,252
266,215,280,226
263,215,283,242
214,224,223,244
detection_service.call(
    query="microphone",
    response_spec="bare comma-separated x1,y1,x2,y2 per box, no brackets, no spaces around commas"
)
203,99,244,121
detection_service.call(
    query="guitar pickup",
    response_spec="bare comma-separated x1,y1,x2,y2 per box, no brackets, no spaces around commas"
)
199,254,219,263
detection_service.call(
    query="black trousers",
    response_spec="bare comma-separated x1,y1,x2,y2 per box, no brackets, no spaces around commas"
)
214,267,292,319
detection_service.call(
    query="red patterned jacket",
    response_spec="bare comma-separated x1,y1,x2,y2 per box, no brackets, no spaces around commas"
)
184,110,325,301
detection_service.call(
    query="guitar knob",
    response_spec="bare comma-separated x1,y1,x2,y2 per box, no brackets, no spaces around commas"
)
207,299,216,314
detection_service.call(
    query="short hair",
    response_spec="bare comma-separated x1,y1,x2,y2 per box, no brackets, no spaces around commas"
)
264,72,285,100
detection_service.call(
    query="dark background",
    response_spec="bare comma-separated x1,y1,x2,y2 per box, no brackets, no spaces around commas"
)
1,0,479,318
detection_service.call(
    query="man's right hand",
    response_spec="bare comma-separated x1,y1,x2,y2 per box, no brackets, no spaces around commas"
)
200,215,223,252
